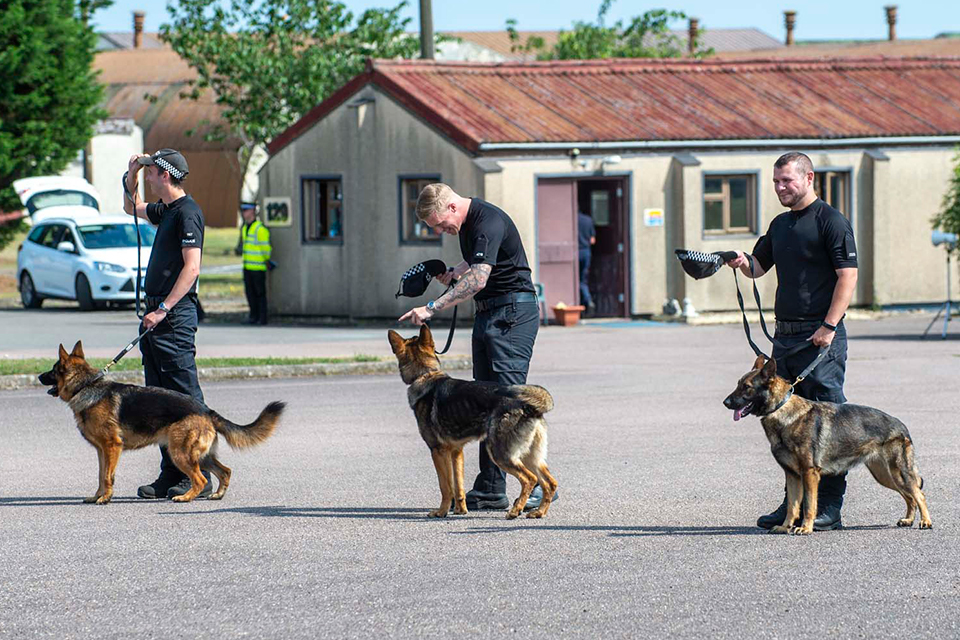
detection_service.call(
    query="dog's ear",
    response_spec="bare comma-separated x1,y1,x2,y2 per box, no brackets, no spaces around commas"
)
58,344,69,362
387,330,405,355
70,340,84,359
761,357,777,378
752,355,767,370
419,324,435,351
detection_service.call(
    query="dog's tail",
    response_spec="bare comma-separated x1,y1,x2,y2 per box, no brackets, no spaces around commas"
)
209,401,285,449
514,385,554,415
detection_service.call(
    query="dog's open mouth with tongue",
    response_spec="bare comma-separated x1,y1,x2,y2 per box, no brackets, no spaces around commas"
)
732,402,754,421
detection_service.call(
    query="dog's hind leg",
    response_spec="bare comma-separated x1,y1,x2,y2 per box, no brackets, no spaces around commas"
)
894,441,932,529
451,447,468,515
497,458,538,520
168,420,212,503
428,447,454,518
202,452,231,501
84,446,107,504
865,455,916,527
523,422,557,519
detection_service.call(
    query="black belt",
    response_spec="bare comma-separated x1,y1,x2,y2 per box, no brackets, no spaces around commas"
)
775,320,825,336
144,294,196,308
475,292,538,313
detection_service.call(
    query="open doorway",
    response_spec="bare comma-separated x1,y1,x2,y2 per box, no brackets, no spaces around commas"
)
536,176,629,319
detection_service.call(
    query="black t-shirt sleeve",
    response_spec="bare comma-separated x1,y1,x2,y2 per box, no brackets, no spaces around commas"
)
820,211,858,269
145,201,164,226
178,205,204,249
752,227,774,273
468,214,504,267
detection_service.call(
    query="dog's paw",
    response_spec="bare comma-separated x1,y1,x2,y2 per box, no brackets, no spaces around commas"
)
209,493,225,501
170,494,192,503
83,495,100,504
525,509,545,519
427,508,449,518
897,518,915,528
769,525,791,534
453,505,468,515
790,525,813,536
94,495,111,505
919,520,933,530
505,510,521,520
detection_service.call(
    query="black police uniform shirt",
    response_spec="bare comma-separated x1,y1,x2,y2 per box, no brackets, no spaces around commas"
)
459,198,535,301
144,195,205,297
752,198,857,322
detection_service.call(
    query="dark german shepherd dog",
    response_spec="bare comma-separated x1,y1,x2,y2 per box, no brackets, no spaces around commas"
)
39,341,285,504
724,355,932,534
388,325,558,519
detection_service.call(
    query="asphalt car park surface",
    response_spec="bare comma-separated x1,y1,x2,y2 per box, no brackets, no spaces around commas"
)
0,312,958,637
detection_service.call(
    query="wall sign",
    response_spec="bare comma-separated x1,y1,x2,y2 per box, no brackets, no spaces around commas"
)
643,208,664,227
264,197,292,227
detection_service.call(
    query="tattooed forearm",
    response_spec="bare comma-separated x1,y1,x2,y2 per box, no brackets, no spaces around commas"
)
434,264,491,311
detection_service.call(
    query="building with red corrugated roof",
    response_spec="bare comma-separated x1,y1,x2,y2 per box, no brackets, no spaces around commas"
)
260,56,960,319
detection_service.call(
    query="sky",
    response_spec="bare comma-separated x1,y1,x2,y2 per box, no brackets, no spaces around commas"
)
93,0,960,42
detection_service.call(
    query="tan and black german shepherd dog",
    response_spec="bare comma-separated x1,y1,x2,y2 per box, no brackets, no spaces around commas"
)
39,341,285,504
388,325,558,519
724,355,932,534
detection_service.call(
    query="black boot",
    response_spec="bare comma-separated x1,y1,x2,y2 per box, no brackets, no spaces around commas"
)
813,473,846,531
757,492,793,529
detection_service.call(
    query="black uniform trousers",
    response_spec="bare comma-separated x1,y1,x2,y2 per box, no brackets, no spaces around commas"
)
140,294,205,480
772,321,848,498
471,297,540,494
243,269,268,324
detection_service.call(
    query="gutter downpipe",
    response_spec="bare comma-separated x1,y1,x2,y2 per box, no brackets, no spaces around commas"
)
478,136,960,152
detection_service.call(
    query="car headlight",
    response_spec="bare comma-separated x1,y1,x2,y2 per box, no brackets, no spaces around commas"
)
94,261,127,273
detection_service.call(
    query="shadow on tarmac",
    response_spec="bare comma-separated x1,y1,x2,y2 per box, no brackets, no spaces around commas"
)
157,505,433,521
0,496,145,506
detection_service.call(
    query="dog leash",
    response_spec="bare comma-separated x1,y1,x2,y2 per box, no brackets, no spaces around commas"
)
121,171,146,320
429,276,458,355
731,254,829,388
70,327,154,394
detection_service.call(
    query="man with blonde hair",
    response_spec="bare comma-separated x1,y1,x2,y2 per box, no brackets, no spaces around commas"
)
400,184,555,512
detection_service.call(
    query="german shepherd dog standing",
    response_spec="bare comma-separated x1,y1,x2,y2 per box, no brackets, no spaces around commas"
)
388,326,558,519
724,355,932,534
39,341,285,504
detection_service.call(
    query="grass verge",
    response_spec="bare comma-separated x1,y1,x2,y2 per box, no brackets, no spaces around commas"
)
0,354,383,376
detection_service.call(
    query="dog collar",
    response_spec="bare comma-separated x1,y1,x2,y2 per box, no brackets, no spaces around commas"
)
769,388,793,415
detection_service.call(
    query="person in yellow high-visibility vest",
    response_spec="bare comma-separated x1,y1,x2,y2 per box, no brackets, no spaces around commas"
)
239,202,271,325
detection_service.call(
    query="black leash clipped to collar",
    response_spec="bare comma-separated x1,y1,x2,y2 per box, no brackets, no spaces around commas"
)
72,327,154,395
396,260,458,355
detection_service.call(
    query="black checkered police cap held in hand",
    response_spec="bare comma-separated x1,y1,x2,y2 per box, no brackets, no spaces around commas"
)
137,149,189,180
674,249,738,280
395,260,448,298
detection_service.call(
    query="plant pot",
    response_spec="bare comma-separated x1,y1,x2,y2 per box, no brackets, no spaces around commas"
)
552,305,585,327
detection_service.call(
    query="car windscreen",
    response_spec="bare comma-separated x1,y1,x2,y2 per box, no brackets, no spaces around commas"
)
26,190,99,213
76,223,156,249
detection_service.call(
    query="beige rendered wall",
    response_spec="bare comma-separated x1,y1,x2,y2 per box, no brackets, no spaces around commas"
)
870,148,960,306
259,86,481,317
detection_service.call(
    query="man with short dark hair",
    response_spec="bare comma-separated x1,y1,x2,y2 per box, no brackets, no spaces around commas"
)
123,148,212,500
399,183,556,512
727,151,858,531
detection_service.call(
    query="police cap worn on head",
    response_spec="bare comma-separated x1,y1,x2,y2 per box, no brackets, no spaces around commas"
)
137,149,189,180
396,260,448,298
675,249,739,280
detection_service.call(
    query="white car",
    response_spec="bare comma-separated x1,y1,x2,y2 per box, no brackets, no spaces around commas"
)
17,215,154,310
13,176,102,224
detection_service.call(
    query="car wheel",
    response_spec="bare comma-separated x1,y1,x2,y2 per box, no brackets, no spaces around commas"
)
75,273,103,311
20,272,43,308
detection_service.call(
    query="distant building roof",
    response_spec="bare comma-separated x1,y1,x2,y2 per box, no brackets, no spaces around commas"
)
269,56,960,156
440,28,782,61
96,32,166,51
716,37,960,60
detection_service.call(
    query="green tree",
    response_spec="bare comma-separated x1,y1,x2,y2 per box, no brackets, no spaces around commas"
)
507,0,713,60
0,0,105,249
931,149,960,257
161,0,433,203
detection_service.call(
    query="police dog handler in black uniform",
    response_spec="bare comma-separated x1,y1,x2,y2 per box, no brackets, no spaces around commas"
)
726,152,858,531
123,149,212,500
399,183,556,512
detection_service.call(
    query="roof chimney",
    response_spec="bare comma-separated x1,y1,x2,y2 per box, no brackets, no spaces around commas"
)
688,18,699,55
885,5,897,41
133,11,145,49
784,10,796,46
419,0,435,60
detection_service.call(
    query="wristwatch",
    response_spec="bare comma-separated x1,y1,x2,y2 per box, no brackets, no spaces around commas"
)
426,300,437,312
821,320,837,331
158,301,170,313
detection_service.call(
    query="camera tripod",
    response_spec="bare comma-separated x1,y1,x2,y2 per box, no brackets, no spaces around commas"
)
922,249,954,339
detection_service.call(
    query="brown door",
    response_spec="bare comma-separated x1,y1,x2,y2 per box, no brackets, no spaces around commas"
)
578,178,629,317
536,179,578,321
